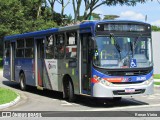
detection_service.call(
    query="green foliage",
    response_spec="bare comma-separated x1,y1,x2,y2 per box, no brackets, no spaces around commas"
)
77,0,149,21
0,0,59,58
77,16,84,22
91,13,100,20
65,14,73,25
52,12,64,25
103,15,119,20
0,56,2,68
0,0,24,35
0,0,58,36
152,26,160,31
154,82,160,85
154,74,160,79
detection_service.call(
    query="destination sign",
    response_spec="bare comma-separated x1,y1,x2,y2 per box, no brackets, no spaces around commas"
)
96,23,150,32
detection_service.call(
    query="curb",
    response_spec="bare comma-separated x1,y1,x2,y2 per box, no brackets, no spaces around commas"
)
154,85,160,88
154,79,160,82
0,93,20,110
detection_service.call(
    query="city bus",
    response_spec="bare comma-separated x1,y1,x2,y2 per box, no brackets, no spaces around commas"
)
3,20,154,102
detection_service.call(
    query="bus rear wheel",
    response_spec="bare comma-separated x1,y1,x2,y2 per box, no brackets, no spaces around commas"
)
19,73,26,91
68,81,75,102
64,79,75,102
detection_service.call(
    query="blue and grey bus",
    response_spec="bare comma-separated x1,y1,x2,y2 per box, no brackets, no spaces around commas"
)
3,20,154,102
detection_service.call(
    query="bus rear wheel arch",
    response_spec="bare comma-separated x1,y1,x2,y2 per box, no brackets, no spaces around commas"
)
19,71,26,91
63,75,75,102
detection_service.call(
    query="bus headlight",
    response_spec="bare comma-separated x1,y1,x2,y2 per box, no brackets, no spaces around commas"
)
144,77,153,85
100,79,112,86
93,75,112,86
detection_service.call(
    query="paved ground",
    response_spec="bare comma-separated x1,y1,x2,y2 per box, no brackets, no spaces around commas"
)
0,71,160,118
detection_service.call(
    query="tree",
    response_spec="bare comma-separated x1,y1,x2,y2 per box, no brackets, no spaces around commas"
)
72,0,82,23
64,14,73,25
91,13,100,20
47,0,70,25
0,0,25,35
0,0,60,58
47,0,70,18
103,15,119,20
152,26,160,31
19,0,58,30
72,0,151,22
0,0,25,57
57,0,70,16
47,0,56,18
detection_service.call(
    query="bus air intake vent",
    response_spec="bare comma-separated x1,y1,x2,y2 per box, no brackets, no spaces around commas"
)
112,81,144,84
113,89,145,95
108,70,150,76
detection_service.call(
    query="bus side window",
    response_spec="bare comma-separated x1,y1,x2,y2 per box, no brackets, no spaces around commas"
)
16,39,25,58
16,49,24,57
25,38,34,58
54,33,65,59
17,39,24,48
66,32,77,59
4,41,10,58
46,35,54,59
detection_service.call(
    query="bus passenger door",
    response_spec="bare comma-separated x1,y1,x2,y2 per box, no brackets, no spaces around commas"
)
35,38,45,88
10,42,15,81
81,34,92,95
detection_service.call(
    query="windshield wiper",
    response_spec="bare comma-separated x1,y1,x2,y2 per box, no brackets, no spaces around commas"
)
130,34,142,57
133,34,142,50
109,33,121,59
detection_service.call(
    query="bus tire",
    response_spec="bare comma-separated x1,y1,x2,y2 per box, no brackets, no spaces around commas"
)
68,81,75,102
19,73,26,91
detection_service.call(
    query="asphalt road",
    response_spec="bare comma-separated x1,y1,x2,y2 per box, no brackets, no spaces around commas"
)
0,71,160,118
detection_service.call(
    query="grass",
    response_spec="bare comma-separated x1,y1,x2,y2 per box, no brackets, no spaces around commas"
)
153,74,160,79
0,66,2,70
0,87,18,105
154,82,160,85
0,57,2,70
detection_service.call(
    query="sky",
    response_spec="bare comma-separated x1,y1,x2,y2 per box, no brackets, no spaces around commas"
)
54,0,160,26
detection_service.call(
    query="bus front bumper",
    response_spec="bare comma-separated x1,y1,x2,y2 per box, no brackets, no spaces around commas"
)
92,79,154,98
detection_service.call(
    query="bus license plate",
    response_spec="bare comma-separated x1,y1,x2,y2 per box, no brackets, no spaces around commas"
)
125,88,135,93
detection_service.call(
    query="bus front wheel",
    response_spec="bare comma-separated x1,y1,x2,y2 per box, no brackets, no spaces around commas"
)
19,73,26,91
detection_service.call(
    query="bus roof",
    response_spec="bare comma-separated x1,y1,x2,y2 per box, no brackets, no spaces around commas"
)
4,20,150,41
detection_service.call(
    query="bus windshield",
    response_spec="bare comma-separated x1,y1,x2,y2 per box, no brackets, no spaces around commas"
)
93,36,153,69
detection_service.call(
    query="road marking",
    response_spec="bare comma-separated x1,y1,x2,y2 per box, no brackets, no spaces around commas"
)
154,93,160,96
61,100,72,106
148,98,155,100
81,104,160,111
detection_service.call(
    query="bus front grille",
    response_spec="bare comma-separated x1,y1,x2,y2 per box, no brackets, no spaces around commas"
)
108,70,150,76
112,81,144,84
113,89,145,95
